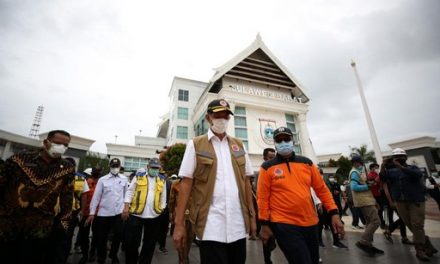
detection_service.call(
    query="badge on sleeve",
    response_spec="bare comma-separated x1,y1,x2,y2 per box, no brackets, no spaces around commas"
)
231,144,240,152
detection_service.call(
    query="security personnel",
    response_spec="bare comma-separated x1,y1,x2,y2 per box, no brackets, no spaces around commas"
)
122,158,167,264
257,127,343,264
86,158,128,264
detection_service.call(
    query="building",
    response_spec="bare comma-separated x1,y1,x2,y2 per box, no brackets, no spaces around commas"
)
109,35,318,172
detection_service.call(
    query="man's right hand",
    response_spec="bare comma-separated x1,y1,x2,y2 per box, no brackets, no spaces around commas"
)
173,223,187,252
85,215,94,226
259,225,274,245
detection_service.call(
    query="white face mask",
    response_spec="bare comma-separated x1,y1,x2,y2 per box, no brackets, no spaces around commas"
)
110,167,120,175
47,142,67,158
211,118,229,134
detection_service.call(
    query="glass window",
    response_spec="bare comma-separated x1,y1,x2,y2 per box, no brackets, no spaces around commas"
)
177,107,188,120
235,128,248,139
285,113,301,154
242,140,249,150
235,106,246,115
178,89,189,102
124,157,148,172
177,126,188,139
234,116,247,127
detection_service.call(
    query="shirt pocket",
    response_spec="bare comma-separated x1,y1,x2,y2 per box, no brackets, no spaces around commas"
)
194,155,214,182
103,181,113,193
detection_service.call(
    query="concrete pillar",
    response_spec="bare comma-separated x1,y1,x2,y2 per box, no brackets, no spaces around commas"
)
1,141,12,160
297,112,318,164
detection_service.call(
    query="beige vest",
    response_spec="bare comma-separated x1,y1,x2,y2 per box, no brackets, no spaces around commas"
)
349,168,376,207
189,134,250,239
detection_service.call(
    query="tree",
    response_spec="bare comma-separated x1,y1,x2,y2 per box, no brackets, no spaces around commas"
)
159,143,186,177
350,144,376,163
78,152,109,173
334,156,352,182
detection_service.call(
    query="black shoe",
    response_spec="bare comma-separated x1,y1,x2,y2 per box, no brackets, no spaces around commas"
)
383,230,393,243
371,246,385,254
159,247,168,254
356,241,375,254
333,241,348,249
401,237,413,245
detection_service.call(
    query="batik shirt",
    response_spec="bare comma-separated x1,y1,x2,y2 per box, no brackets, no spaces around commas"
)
0,150,75,241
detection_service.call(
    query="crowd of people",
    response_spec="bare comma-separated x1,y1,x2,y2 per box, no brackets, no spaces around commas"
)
0,98,439,264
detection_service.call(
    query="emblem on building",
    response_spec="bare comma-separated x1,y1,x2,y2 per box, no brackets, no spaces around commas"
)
259,118,276,145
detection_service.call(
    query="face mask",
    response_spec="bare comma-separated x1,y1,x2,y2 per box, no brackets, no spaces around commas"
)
355,166,363,172
211,118,229,134
275,141,294,156
47,142,67,158
148,168,159,177
396,159,406,166
374,169,380,174
329,178,336,183
110,167,120,175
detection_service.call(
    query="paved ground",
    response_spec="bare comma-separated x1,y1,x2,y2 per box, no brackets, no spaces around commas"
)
68,198,440,263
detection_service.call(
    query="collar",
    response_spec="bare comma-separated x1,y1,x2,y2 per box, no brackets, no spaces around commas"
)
207,129,228,142
275,152,296,162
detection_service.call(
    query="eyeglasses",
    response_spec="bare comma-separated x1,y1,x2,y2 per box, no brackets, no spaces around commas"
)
274,137,292,143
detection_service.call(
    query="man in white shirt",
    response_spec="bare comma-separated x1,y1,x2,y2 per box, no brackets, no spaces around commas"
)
85,158,128,264
122,158,167,264
173,99,256,264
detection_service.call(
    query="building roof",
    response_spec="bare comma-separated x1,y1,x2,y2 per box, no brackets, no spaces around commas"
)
203,34,310,103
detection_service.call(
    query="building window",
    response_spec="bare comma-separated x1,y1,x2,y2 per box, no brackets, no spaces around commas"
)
177,126,188,139
177,107,188,120
124,157,148,172
194,115,208,136
235,106,248,150
285,113,301,154
178,89,189,102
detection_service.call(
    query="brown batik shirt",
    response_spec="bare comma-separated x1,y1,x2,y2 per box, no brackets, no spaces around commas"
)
0,150,75,241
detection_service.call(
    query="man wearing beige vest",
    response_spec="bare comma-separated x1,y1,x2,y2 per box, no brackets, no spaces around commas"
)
350,155,383,255
173,99,256,264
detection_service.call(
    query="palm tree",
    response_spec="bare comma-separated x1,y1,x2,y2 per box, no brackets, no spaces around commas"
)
350,144,376,163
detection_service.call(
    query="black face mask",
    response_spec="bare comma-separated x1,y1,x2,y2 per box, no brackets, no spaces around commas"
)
396,159,406,166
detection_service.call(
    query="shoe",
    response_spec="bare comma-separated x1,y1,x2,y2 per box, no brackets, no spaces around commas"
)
319,258,323,263
370,246,385,254
401,237,413,245
319,240,325,247
383,230,393,243
333,241,348,249
424,236,438,256
351,225,364,230
355,241,375,254
159,247,168,254
416,244,430,261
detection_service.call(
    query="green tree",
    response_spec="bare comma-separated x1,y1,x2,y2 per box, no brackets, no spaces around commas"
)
78,152,109,173
350,144,376,163
159,143,186,177
334,156,352,182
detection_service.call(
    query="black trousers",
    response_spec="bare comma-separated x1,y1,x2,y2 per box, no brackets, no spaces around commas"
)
124,215,161,264
94,215,123,263
387,207,407,237
199,238,246,264
271,223,319,264
78,216,98,258
157,210,170,248
0,238,50,264
318,208,340,244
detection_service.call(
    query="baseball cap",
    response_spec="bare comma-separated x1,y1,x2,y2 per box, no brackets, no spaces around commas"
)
207,99,234,115
109,158,121,167
148,158,161,168
83,168,92,176
351,155,363,164
273,127,293,139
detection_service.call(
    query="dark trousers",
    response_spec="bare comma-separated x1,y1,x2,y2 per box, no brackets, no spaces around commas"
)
0,238,50,264
79,216,98,258
124,215,161,264
387,207,407,237
199,238,246,264
318,209,340,244
94,215,123,263
271,223,319,264
374,196,386,225
157,210,170,248
349,205,365,226
263,236,276,264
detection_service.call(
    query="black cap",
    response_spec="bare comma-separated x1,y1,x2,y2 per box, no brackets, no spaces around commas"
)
273,127,293,139
207,99,234,115
148,158,161,168
109,158,121,167
351,155,363,164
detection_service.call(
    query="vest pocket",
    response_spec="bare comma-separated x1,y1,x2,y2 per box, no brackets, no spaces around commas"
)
194,156,213,182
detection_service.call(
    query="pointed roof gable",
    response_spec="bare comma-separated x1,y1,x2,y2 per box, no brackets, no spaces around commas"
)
207,34,310,103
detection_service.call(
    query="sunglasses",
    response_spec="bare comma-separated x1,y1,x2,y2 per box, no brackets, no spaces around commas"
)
274,137,292,143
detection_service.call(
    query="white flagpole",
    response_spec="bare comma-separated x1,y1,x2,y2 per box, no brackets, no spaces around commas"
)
351,60,383,165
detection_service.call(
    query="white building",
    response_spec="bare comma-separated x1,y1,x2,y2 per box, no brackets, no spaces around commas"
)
108,35,318,172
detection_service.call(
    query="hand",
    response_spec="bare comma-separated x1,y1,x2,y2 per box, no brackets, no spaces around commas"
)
122,208,130,221
85,215,95,226
173,222,187,252
331,215,345,240
259,225,274,245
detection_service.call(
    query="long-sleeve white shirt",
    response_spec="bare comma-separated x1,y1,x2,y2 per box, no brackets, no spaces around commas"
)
124,175,167,219
89,173,128,216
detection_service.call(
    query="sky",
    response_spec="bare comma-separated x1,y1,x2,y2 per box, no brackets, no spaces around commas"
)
0,0,439,156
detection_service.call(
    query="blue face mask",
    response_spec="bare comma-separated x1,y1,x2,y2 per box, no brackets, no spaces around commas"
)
148,168,159,177
275,141,294,156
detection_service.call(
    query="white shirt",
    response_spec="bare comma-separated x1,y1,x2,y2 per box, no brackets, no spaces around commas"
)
179,129,254,243
426,177,440,189
124,175,167,218
89,173,128,216
82,179,90,193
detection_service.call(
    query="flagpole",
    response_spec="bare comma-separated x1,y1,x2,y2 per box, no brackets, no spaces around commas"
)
351,60,383,165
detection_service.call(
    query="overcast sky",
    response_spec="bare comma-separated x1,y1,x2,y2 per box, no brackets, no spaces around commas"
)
1,0,439,156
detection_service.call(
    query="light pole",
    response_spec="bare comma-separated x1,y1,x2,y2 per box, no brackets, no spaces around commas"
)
351,60,383,165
